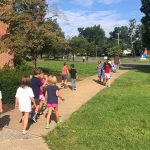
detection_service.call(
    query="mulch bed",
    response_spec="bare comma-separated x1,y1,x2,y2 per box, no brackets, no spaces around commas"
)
1,104,14,114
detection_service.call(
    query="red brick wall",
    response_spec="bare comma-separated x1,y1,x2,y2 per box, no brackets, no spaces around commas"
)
0,21,14,68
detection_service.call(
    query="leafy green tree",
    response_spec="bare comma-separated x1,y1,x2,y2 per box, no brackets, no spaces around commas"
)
107,45,123,57
0,0,67,67
78,25,106,56
0,0,48,66
109,26,129,48
140,0,150,49
69,36,94,61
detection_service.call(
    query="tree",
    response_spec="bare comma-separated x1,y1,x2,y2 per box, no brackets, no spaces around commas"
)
0,0,48,66
140,0,150,49
69,36,94,61
0,0,67,67
78,25,106,56
109,26,129,48
107,45,123,57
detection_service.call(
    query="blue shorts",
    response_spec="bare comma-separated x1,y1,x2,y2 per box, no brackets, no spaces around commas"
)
62,75,67,81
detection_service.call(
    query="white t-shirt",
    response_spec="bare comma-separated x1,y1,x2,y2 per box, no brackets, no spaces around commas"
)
15,86,34,112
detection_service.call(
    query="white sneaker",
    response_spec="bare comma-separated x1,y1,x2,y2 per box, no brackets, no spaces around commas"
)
22,130,28,135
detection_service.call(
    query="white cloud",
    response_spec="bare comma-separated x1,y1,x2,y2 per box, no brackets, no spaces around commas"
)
73,0,123,7
51,9,128,37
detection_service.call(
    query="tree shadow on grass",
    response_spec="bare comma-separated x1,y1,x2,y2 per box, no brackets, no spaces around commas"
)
120,64,150,73
135,66,150,73
0,115,10,130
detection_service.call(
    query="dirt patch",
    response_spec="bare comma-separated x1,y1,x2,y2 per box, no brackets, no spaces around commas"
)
1,104,14,114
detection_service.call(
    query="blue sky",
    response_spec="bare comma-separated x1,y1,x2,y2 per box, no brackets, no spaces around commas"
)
47,0,143,37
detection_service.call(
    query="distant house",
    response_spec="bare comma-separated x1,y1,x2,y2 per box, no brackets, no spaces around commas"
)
0,21,14,68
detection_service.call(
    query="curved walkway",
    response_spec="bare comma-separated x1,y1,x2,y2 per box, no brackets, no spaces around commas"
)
0,70,128,150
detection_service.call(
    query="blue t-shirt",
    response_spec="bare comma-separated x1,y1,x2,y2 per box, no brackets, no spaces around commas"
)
31,76,43,99
46,85,59,104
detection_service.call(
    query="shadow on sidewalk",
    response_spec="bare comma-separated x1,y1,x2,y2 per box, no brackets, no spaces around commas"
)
93,79,104,85
0,115,10,130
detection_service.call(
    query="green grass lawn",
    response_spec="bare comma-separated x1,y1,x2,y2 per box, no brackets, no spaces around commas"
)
45,66,150,150
30,60,97,80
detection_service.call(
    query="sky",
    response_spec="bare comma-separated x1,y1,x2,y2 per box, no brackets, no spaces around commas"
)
46,0,143,37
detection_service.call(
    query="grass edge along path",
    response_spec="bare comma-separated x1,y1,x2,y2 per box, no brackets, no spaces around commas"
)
45,66,150,150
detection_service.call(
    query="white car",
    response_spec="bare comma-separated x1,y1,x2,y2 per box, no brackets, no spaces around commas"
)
123,49,132,55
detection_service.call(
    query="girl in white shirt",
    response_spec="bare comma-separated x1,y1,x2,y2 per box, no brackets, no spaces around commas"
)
15,76,36,134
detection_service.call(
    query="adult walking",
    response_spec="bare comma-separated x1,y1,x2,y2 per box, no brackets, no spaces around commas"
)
114,55,120,70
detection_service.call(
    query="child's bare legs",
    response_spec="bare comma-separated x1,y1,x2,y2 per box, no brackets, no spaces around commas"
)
46,107,52,126
22,112,29,134
39,100,44,114
54,106,59,123
32,102,40,122
64,79,67,88
106,78,110,87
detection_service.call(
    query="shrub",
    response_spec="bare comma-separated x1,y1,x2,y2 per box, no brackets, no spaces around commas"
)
0,65,33,104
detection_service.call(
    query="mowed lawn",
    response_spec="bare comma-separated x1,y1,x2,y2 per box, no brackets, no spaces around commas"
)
45,66,150,150
34,60,97,79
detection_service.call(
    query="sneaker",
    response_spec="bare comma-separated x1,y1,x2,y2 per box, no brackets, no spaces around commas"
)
22,130,28,135
45,124,53,129
57,120,62,126
32,117,37,123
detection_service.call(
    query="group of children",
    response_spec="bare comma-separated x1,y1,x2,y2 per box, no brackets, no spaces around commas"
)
61,62,77,90
97,59,119,87
0,62,77,134
14,68,65,134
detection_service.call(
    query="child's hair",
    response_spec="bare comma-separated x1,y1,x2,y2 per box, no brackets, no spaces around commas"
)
64,62,67,66
98,61,101,64
21,76,31,88
103,61,111,69
34,68,43,75
47,76,57,85
70,64,74,68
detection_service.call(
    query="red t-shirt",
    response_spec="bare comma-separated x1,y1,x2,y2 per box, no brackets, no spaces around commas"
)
105,64,110,73
62,66,68,75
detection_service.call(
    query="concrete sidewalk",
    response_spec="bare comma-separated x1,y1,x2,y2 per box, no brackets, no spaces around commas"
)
0,70,128,150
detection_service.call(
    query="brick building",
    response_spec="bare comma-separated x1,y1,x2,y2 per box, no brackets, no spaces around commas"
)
0,21,13,68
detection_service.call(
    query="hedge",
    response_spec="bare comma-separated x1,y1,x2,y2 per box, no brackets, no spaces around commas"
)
0,65,33,104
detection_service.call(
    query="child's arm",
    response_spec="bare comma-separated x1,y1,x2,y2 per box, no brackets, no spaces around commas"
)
15,97,19,109
56,90,64,101
31,97,36,108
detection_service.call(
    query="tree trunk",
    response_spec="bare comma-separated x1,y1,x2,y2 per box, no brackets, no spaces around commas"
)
72,54,74,61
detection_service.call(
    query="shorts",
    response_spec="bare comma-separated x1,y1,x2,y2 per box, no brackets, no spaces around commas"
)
105,73,110,79
62,75,67,81
39,94,45,101
0,91,2,99
35,98,40,105
47,104,58,108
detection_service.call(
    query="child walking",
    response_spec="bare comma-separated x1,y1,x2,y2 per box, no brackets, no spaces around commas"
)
31,68,44,122
103,61,111,87
97,61,103,82
0,90,3,113
69,64,77,90
61,62,69,88
45,76,64,129
15,76,36,134
39,73,48,115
